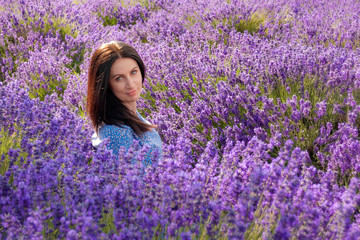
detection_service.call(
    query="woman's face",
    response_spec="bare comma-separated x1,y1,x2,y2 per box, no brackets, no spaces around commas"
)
109,57,142,111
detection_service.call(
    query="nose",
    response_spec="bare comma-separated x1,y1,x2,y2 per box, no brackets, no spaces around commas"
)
125,76,135,88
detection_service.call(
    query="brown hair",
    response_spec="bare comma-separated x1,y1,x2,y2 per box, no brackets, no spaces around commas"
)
87,41,155,135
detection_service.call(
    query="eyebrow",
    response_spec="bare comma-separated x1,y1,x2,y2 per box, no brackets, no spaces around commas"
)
111,67,139,79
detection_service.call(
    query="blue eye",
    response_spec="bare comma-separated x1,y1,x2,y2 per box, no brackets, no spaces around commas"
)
116,76,122,81
131,70,137,74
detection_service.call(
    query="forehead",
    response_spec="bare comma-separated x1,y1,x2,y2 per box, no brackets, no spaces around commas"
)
110,58,139,75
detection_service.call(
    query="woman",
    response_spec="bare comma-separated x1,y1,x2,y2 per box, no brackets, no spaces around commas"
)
87,41,162,167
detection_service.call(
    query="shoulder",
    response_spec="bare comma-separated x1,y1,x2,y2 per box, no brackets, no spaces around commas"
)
136,111,152,125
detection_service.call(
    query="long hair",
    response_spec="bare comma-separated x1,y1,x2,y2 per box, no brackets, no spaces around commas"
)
87,41,155,135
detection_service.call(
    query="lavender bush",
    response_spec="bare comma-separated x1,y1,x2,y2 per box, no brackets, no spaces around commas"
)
1,0,360,239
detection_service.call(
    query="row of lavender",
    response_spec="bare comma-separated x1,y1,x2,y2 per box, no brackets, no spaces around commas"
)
1,0,360,239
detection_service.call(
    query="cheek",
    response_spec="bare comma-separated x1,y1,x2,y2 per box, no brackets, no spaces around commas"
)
110,82,125,93
137,77,143,87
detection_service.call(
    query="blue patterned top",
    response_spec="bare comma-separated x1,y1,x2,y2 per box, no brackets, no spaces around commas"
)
91,111,162,167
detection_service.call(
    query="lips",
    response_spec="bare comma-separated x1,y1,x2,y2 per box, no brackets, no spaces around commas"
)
127,90,137,96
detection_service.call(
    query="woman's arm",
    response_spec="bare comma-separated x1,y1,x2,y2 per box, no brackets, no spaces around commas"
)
99,124,162,167
99,125,136,157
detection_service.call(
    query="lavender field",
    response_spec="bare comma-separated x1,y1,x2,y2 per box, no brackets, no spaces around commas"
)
1,0,360,239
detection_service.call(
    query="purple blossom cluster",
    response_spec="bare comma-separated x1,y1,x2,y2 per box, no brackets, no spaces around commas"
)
1,0,360,239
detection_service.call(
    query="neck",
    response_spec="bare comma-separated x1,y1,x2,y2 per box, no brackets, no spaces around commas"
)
124,102,137,115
